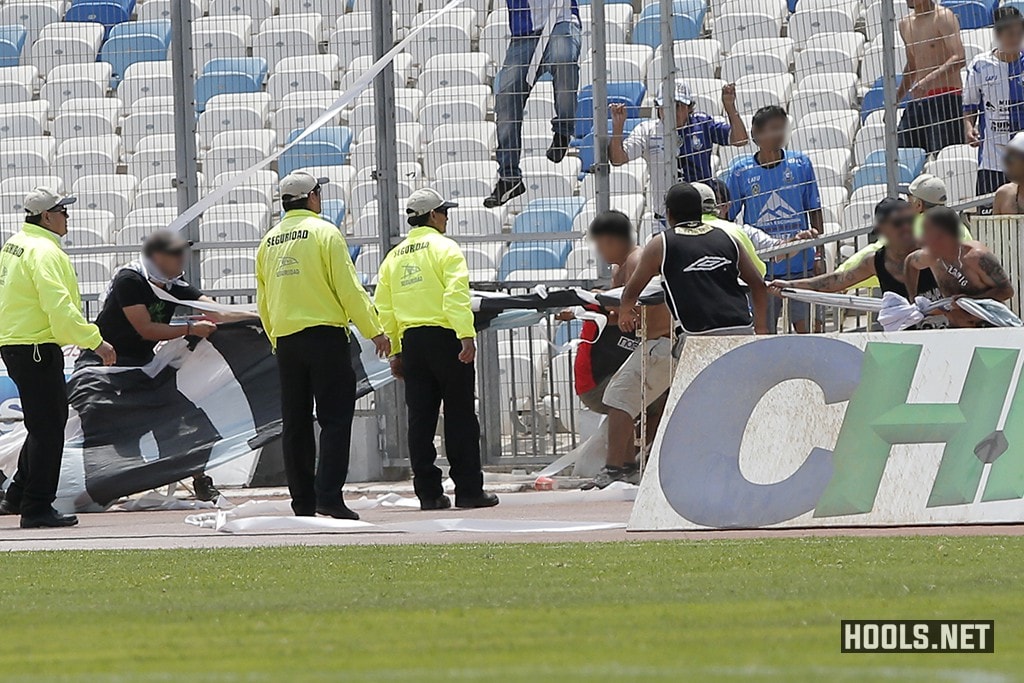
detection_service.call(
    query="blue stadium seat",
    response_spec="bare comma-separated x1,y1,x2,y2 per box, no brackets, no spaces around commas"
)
498,242,573,281
65,0,137,36
0,25,26,68
279,126,354,175
864,148,926,179
577,119,641,174
554,319,583,348
109,18,171,43
944,0,994,29
321,199,347,227
633,1,705,47
520,196,586,218
195,58,268,112
853,161,920,191
860,76,907,121
100,21,172,85
349,245,361,261
575,82,645,139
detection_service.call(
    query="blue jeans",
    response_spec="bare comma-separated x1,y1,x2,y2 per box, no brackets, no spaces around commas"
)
494,21,581,180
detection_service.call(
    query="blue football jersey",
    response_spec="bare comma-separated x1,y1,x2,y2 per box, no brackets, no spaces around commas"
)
725,150,821,276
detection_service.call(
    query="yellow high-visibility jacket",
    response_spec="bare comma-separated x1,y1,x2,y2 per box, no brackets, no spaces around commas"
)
0,224,102,349
255,209,383,347
374,226,475,355
703,214,767,278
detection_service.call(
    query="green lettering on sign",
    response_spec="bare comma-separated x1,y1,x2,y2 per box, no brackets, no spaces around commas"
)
815,342,1018,517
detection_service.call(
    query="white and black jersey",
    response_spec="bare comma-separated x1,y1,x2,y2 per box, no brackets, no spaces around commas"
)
660,223,753,334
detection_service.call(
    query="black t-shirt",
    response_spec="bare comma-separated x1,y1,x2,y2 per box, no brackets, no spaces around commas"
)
96,269,203,362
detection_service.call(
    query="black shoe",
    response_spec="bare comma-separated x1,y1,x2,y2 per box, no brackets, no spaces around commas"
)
20,509,78,528
483,178,526,208
315,503,360,520
420,495,452,511
454,491,500,509
0,498,20,516
193,474,221,502
546,131,571,163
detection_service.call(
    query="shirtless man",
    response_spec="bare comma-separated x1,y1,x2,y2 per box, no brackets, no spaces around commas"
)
896,0,967,154
574,211,673,489
769,199,940,302
994,132,1024,215
905,207,1014,327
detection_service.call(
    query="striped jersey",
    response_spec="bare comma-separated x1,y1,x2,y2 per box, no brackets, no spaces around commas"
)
963,49,1024,171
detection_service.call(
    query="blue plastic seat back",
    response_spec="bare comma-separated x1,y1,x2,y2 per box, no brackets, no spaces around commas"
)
321,199,347,227
0,25,26,68
195,72,262,112
498,244,564,280
279,142,350,176
65,0,137,35
202,57,268,87
575,82,645,139
100,35,169,84
286,126,354,154
108,19,171,44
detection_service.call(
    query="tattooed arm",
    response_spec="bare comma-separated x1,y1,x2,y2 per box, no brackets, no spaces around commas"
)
903,249,937,301
767,255,876,295
970,249,1015,302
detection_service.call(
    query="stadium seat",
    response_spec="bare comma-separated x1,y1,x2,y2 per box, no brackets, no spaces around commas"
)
254,14,323,69
73,173,138,223
633,12,702,48
208,0,276,23
498,243,571,281
574,82,645,139
0,100,49,138
30,22,105,76
271,92,340,144
137,0,204,21
927,157,978,205
279,126,353,175
715,12,782,53
0,2,62,44
195,58,268,112
407,24,472,67
65,0,138,35
121,61,174,110
54,97,123,139
0,25,27,68
100,20,172,84
192,16,253,72
945,0,993,29
788,6,857,47
200,252,256,284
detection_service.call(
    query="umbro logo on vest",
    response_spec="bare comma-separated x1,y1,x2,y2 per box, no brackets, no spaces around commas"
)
684,256,732,272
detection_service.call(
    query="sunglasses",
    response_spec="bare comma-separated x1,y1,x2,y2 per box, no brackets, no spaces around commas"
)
48,207,68,216
435,206,449,215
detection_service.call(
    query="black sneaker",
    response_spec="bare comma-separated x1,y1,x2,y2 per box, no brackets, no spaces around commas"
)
420,495,452,511
546,131,571,163
20,508,78,528
580,464,640,491
454,491,500,509
316,502,360,520
0,498,20,515
193,474,220,502
483,178,526,208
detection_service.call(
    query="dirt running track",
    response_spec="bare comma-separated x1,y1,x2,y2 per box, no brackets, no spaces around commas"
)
0,492,1023,551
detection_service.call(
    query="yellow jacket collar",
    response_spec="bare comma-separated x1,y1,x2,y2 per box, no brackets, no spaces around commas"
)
21,223,62,246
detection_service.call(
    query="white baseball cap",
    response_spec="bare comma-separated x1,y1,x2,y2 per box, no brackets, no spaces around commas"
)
23,187,76,216
405,188,457,225
279,171,329,200
1006,131,1024,157
691,182,717,213
655,78,694,107
908,173,948,206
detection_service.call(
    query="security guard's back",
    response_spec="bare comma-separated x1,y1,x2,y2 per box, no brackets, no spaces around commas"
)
255,171,389,521
375,188,498,511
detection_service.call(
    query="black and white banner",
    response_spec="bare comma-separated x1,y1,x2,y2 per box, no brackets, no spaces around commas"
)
0,287,631,511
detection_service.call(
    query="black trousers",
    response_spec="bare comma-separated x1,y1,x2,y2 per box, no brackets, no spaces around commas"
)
276,325,356,514
0,344,68,517
402,326,483,500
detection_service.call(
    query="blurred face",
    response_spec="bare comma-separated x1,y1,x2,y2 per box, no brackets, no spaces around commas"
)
753,116,787,150
591,234,630,265
877,208,916,251
922,219,960,255
658,102,694,127
996,23,1024,52
41,206,69,237
1005,150,1024,181
430,207,449,233
907,0,932,11
150,250,187,278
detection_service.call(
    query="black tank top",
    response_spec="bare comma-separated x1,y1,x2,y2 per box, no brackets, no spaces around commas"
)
660,223,753,334
873,246,940,300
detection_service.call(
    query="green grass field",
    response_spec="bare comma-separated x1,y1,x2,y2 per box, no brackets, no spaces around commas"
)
0,537,1020,682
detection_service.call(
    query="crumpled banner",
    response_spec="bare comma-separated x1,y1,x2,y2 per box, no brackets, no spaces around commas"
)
184,486,636,534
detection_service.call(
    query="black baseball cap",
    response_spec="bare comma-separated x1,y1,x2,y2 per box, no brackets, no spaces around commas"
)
872,197,911,232
143,230,193,256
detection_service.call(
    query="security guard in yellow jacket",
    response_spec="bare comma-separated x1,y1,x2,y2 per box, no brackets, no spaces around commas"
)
0,188,116,528
256,171,390,520
375,188,498,510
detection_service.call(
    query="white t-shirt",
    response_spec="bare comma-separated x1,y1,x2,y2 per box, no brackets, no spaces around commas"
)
963,49,1024,172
